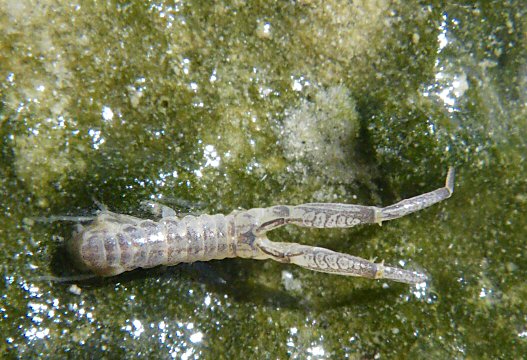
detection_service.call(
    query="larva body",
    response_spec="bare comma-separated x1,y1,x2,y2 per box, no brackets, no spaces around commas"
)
67,168,455,284
69,211,252,277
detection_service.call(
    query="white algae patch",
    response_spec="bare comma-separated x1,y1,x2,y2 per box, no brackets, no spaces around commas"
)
278,86,360,184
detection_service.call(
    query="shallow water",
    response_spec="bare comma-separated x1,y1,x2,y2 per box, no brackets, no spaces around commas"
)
1,1,526,358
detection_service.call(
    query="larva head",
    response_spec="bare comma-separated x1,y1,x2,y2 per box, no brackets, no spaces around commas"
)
67,216,126,277
66,224,92,273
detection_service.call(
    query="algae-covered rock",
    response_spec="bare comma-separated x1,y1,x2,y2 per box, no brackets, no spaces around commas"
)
279,85,359,184
1,0,526,358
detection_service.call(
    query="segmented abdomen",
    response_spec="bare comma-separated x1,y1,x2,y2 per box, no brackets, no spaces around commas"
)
69,212,235,277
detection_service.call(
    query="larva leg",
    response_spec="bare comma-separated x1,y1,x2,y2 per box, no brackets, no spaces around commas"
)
33,273,98,283
30,215,97,224
92,197,108,211
255,238,427,284
31,197,112,224
140,200,206,218
257,168,454,233
139,200,178,218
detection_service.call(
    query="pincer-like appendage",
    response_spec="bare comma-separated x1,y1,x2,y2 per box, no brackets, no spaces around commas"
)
254,238,426,284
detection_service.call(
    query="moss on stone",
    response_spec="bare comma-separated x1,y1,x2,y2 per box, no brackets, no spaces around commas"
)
1,0,526,358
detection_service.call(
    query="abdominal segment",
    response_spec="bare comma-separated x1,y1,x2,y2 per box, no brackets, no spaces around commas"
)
74,212,232,276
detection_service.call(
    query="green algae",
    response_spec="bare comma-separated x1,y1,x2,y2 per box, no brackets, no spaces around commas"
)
1,0,526,358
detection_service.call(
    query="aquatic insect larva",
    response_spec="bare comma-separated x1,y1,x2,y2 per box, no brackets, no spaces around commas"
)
68,168,455,284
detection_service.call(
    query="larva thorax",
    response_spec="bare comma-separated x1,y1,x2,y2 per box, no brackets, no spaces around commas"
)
68,211,238,277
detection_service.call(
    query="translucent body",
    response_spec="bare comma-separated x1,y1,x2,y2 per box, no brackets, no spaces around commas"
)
68,212,236,276
68,168,455,284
